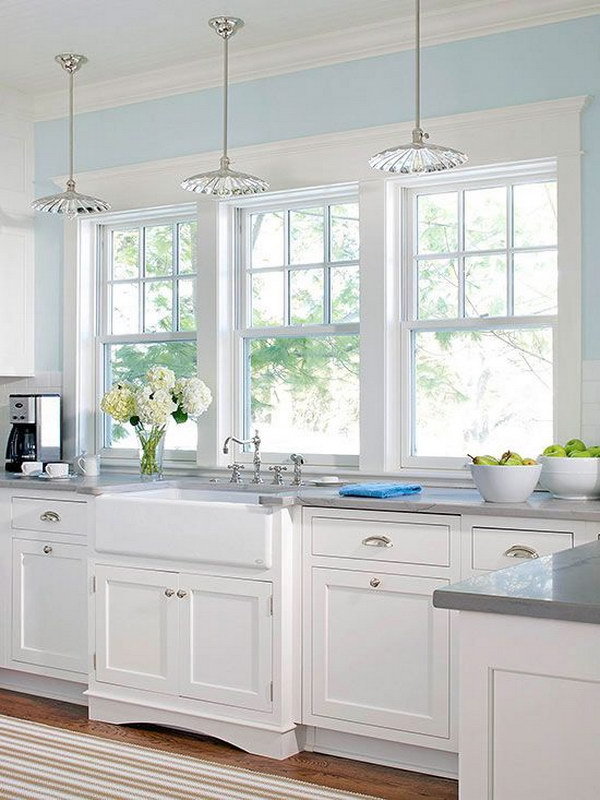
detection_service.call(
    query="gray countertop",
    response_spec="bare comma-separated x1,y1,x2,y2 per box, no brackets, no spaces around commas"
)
3,475,600,520
297,487,600,521
433,539,600,624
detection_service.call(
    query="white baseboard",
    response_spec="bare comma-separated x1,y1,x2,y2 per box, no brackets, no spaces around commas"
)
0,668,88,707
303,726,458,780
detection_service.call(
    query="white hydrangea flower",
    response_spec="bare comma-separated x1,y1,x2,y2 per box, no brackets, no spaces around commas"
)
135,387,177,427
100,383,136,423
174,377,212,419
147,366,176,392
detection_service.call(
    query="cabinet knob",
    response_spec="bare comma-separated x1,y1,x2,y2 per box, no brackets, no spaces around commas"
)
362,535,393,548
503,544,539,560
42,545,53,554
164,588,175,597
369,577,381,588
177,590,187,599
40,511,60,523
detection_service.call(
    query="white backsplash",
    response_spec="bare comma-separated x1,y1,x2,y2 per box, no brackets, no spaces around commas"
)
582,361,600,445
0,372,63,465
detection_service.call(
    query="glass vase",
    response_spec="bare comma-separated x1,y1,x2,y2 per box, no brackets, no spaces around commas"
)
137,425,166,480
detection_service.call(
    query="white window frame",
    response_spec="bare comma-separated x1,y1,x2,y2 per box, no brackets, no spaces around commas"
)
229,185,360,468
94,204,198,463
394,159,575,470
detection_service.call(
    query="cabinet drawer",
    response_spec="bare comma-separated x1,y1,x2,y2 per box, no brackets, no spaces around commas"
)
312,515,450,567
11,497,87,536
471,526,573,571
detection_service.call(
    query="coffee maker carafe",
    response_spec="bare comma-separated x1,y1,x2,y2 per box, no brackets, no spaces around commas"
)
6,394,62,472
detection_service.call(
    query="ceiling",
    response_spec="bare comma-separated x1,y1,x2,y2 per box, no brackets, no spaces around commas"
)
0,0,594,112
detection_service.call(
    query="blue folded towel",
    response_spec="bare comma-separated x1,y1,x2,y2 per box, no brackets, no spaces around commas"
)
339,483,422,498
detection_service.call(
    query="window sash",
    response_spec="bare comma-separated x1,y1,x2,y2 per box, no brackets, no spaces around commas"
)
235,193,360,464
97,211,198,458
400,169,558,469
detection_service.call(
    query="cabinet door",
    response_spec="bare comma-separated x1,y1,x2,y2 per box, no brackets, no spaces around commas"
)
12,539,87,673
311,568,450,737
95,565,179,694
179,575,273,712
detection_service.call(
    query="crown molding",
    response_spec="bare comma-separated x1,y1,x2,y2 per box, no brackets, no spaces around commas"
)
53,95,589,190
34,2,598,121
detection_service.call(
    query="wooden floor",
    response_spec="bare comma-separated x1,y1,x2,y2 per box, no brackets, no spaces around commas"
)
0,689,458,800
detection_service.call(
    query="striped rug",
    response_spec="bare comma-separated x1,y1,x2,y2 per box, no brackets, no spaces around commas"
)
0,714,383,799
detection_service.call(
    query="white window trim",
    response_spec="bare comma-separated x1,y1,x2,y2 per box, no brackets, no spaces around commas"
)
62,97,585,479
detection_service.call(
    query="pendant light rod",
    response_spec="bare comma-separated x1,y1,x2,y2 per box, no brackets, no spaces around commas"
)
68,68,75,184
222,34,229,161
414,0,421,131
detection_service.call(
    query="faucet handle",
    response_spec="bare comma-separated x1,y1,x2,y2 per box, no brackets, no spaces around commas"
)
228,463,245,484
269,465,287,486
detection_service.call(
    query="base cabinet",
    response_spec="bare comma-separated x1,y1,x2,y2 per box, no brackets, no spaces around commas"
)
179,574,273,711
95,565,273,712
12,539,87,674
311,567,451,738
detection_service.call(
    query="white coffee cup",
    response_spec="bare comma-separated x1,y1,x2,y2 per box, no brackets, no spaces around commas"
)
45,462,69,479
21,461,43,476
77,453,100,477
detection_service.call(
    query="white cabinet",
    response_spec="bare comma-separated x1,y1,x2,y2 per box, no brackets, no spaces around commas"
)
180,574,273,711
12,538,87,674
95,565,179,694
95,565,273,712
311,567,450,738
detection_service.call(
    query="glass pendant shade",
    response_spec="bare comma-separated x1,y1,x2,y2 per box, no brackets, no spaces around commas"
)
181,156,269,197
181,17,269,197
32,54,110,219
370,0,467,175
369,128,468,174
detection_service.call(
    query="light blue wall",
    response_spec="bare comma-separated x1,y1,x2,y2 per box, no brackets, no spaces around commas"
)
34,15,600,369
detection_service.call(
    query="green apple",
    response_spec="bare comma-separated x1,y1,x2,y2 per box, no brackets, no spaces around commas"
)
522,458,538,465
570,450,593,458
543,444,567,458
588,446,600,457
565,438,587,454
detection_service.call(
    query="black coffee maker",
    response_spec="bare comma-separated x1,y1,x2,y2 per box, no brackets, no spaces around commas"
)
5,394,62,472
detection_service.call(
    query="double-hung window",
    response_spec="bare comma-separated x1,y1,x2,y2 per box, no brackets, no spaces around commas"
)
401,169,558,467
98,211,198,455
235,193,360,464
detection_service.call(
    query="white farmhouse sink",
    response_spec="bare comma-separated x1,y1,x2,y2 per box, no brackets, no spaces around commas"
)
95,487,274,569
119,488,264,504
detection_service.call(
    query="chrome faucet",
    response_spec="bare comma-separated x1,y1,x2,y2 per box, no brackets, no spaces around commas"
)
222,430,262,484
290,453,305,486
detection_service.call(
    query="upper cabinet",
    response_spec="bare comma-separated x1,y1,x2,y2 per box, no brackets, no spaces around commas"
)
0,88,34,377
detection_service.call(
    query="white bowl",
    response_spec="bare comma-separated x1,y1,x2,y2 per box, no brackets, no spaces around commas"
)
538,456,600,500
470,463,542,503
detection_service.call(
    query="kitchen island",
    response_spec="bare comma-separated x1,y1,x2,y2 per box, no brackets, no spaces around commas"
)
434,541,600,800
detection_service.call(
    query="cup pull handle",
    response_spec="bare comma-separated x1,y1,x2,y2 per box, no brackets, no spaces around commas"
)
362,535,393,548
40,511,60,523
503,544,539,559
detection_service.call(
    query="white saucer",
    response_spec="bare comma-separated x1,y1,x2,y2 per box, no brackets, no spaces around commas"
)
310,478,344,487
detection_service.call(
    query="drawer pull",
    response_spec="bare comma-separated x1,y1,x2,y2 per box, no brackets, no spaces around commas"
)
42,545,53,554
370,577,381,588
177,590,188,599
362,535,393,548
503,544,539,560
164,588,175,597
40,511,61,523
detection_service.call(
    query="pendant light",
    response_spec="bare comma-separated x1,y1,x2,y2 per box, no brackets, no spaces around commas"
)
181,17,269,196
32,54,110,218
369,0,467,174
